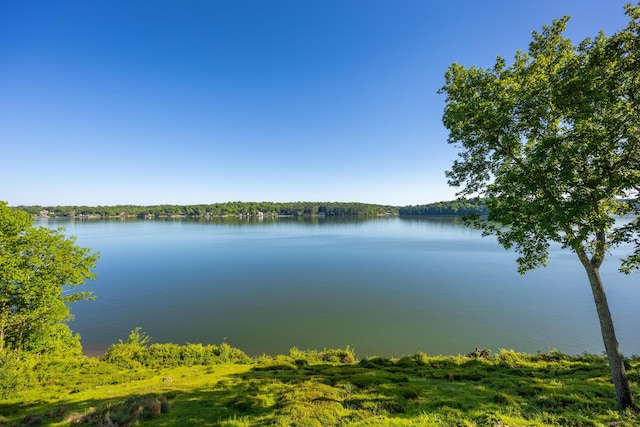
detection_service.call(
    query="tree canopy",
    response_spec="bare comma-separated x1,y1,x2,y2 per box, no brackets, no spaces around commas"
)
398,199,487,216
440,4,639,410
0,201,99,354
14,201,398,218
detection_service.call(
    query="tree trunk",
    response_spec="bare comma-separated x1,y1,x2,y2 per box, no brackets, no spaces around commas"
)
582,262,636,410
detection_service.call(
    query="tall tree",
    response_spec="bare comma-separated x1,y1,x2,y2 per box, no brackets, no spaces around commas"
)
0,202,99,354
440,5,639,410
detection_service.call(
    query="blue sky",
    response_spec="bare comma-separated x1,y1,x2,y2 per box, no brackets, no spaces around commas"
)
1,1,632,206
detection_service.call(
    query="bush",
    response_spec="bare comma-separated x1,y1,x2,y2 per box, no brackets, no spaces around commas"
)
180,342,207,364
23,323,84,356
289,346,357,364
144,343,182,367
101,342,145,369
102,329,251,368
0,352,37,398
216,342,251,364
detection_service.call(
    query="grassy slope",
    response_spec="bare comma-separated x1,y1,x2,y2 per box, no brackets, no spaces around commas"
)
1,350,639,427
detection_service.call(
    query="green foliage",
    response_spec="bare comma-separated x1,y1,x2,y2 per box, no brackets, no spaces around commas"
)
102,330,251,368
15,201,398,218
399,199,487,216
0,351,37,398
289,345,357,364
440,5,640,275
439,5,640,409
0,201,99,354
101,342,147,369
124,326,151,346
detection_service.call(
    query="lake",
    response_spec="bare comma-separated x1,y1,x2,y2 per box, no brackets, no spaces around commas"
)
38,216,639,358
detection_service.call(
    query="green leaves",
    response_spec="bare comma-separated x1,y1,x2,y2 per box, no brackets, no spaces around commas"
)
441,5,640,274
0,201,99,354
441,9,640,408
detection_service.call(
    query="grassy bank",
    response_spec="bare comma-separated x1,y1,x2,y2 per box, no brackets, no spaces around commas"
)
1,344,639,426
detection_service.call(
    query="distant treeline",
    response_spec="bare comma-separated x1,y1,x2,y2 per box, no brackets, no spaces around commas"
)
14,199,489,218
399,199,487,216
15,202,398,218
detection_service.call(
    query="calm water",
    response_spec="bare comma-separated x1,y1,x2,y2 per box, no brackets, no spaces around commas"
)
39,216,639,358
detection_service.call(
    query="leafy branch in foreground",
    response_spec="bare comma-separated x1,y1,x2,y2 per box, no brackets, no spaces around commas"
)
0,201,99,355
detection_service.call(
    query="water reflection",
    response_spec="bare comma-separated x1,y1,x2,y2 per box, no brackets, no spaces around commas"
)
38,216,640,358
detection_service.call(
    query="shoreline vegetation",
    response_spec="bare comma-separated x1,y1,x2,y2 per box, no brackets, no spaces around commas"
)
1,336,639,426
13,199,488,219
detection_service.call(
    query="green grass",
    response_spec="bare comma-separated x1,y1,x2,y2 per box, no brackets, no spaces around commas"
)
1,348,639,426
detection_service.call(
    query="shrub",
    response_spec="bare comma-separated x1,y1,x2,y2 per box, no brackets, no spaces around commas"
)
143,343,182,367
289,346,357,364
396,352,429,368
101,327,150,368
321,346,357,364
216,342,251,364
181,343,207,364
101,329,251,368
0,352,37,398
125,327,152,346
497,349,530,367
101,342,145,369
